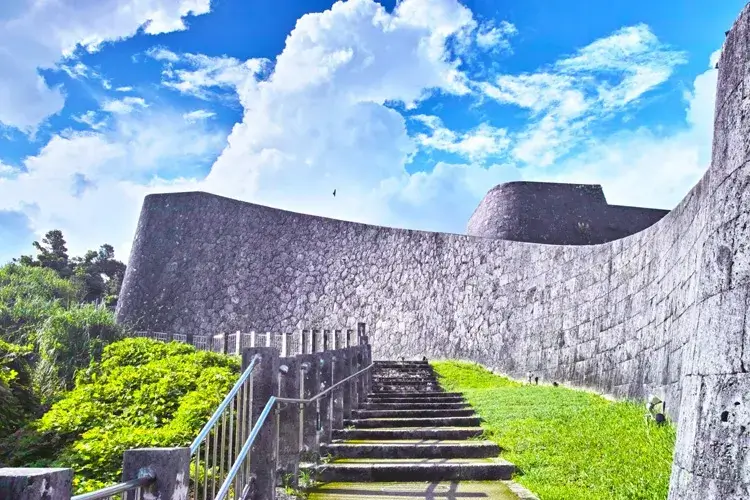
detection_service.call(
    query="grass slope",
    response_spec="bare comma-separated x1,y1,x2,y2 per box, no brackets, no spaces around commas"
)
431,361,675,500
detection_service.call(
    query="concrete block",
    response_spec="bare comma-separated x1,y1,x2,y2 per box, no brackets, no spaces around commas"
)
122,447,190,500
318,351,334,446
242,347,280,500
277,357,301,482
296,353,321,456
0,468,72,500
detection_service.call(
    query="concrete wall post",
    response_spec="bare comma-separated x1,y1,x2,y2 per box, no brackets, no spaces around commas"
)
296,353,321,458
276,356,301,487
0,469,72,500
318,351,334,446
122,447,190,500
242,347,280,500
332,350,345,429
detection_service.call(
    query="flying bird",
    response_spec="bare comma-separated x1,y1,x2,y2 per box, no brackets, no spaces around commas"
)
333,189,336,197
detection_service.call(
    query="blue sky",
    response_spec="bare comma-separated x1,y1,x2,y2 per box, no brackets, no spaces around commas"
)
0,0,744,264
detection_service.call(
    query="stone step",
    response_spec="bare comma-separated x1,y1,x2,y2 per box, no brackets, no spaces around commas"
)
306,480,524,499
371,378,438,384
320,440,500,459
352,408,476,419
367,391,458,398
366,396,465,404
374,361,429,366
304,458,515,482
332,427,484,440
371,387,439,393
360,402,470,410
344,416,481,428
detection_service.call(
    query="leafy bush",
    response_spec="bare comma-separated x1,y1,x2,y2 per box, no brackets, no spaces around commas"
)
0,339,39,437
34,304,123,400
0,338,240,494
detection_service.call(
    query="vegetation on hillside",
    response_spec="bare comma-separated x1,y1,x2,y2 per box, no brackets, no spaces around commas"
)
0,230,128,437
0,338,240,494
432,360,676,500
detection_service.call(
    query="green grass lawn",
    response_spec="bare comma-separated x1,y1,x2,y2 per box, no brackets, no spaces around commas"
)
431,361,676,500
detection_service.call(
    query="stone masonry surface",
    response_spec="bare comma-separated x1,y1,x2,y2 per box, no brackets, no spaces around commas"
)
117,4,750,498
466,181,669,244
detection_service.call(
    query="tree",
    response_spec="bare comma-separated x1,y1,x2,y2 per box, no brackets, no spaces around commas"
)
15,231,126,306
26,230,72,279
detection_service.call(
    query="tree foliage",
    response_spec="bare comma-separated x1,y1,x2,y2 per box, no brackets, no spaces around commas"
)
0,338,240,494
15,230,126,306
0,263,77,343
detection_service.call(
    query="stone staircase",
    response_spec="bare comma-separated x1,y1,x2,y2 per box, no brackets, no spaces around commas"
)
304,360,531,499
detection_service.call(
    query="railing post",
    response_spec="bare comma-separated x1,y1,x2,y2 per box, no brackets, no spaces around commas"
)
0,469,72,500
331,352,345,430
346,329,353,348
341,348,353,419
319,351,333,446
282,332,289,357
221,333,228,354
356,347,366,405
277,356,301,487
311,329,320,353
365,342,373,395
357,322,367,345
334,329,342,350
301,330,309,354
242,347,280,500
266,332,272,347
297,353,321,457
323,329,331,351
251,330,256,348
348,347,360,411
235,330,242,355
122,447,190,500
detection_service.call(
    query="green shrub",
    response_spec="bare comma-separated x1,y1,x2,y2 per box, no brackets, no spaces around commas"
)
0,263,77,343
34,304,123,400
0,338,240,494
0,339,39,437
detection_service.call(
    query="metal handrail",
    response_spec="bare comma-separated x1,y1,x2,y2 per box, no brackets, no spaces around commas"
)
276,362,374,406
71,470,156,500
190,354,261,454
214,361,374,500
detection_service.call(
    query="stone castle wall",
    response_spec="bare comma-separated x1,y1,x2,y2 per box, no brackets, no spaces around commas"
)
116,3,750,498
466,181,669,244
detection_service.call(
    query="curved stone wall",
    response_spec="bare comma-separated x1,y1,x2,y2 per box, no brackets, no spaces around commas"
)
117,4,750,498
466,181,668,244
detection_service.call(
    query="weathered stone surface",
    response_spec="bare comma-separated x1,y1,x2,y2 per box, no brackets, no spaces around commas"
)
116,3,750,499
0,468,72,500
122,447,190,500
467,181,668,244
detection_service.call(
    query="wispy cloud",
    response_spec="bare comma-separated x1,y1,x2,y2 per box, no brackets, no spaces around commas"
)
412,115,510,161
147,47,269,100
102,97,149,114
478,24,687,166
183,109,216,122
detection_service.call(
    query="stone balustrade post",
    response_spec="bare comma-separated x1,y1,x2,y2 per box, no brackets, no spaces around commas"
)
242,347,280,500
332,351,345,429
296,353,321,457
318,351,334,446
276,356,301,488
340,347,353,419
122,447,191,500
0,469,72,500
